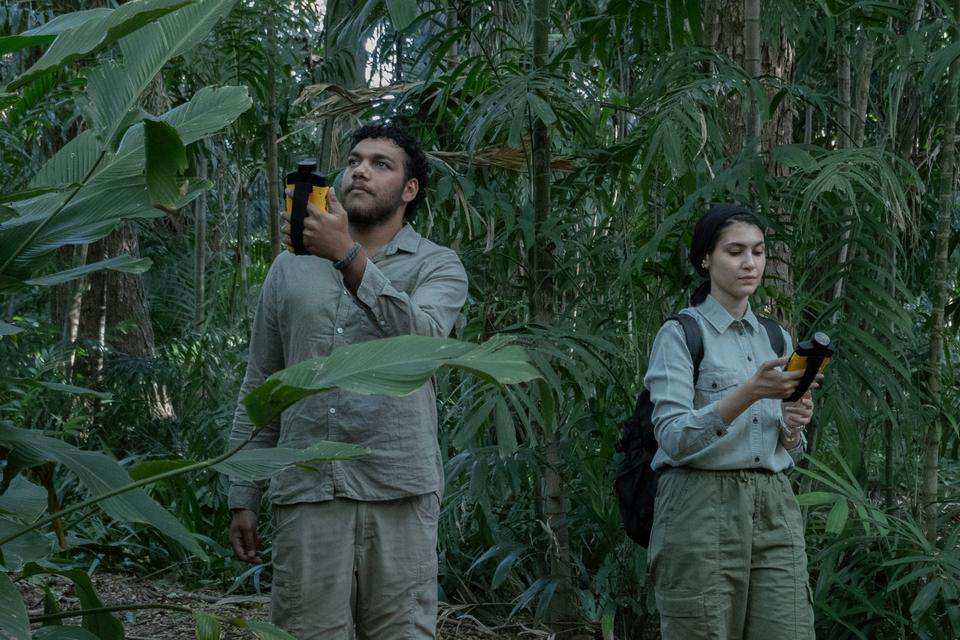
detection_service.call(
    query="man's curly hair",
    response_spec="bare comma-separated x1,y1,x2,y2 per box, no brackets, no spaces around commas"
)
350,122,429,222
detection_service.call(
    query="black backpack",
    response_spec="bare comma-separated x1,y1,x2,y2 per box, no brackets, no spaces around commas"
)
614,313,785,547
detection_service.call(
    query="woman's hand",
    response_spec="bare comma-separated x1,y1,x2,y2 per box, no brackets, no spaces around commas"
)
780,393,814,449
747,358,804,401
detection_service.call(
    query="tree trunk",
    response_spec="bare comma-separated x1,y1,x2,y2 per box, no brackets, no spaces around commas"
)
711,1,796,314
76,241,107,379
194,156,208,328
265,8,281,258
832,28,873,316
528,0,573,623
743,0,760,154
233,154,250,322
921,0,960,543
445,2,459,70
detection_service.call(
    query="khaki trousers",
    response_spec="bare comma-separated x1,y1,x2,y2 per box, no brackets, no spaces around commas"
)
648,468,815,640
270,494,440,640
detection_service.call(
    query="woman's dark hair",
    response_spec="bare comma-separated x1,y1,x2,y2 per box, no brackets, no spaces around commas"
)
350,122,429,222
689,203,764,306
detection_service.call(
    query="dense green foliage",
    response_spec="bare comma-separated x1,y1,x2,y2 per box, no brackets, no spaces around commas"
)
2,0,959,639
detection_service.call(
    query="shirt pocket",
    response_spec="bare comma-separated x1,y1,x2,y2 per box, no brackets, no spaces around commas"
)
693,369,739,406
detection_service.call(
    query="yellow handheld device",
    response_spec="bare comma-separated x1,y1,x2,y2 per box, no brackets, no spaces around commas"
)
784,331,833,402
286,159,329,255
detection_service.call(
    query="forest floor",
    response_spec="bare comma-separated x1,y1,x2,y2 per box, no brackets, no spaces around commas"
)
19,572,579,639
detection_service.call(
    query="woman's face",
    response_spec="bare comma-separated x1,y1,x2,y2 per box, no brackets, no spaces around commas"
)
703,221,766,303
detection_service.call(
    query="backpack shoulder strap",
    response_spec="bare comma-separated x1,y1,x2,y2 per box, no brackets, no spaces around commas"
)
757,315,786,357
667,313,704,384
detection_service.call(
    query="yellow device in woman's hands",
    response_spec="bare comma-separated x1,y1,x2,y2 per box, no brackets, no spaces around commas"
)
784,331,833,402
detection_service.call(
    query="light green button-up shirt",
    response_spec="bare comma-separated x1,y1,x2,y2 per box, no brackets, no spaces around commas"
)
644,295,804,472
227,224,468,514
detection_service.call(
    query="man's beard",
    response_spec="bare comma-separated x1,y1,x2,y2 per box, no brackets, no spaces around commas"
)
345,184,405,228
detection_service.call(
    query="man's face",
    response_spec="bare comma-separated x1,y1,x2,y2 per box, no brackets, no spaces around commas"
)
342,137,418,227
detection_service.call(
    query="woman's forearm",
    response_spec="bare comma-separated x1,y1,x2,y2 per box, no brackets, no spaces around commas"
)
716,383,758,425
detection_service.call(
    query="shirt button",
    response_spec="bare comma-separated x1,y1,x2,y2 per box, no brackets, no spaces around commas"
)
336,327,344,334
716,429,724,437
754,456,760,463
747,356,753,362
711,382,717,389
752,417,758,423
328,407,336,414
379,320,386,326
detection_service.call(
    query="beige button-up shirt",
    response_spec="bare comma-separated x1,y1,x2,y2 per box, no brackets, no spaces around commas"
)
228,224,468,513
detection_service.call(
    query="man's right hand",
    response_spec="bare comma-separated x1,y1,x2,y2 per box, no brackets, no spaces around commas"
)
229,509,262,564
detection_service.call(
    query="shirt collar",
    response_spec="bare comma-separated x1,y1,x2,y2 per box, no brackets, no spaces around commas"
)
378,223,422,258
698,294,758,334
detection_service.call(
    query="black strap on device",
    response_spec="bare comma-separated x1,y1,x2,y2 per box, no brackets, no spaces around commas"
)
290,181,311,255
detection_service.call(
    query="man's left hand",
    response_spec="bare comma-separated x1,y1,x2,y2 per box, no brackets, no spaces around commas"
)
282,188,354,261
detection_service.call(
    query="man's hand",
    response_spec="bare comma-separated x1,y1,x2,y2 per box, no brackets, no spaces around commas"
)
281,188,354,261
229,508,262,564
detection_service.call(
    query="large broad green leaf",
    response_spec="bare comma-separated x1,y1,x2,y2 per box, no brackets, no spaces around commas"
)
127,458,197,481
35,381,111,400
0,516,52,571
194,611,220,640
0,9,112,56
384,0,418,31
0,427,204,558
8,0,195,91
143,118,187,207
243,335,542,428
0,85,249,281
0,186,77,204
240,620,298,640
213,443,368,481
84,0,237,144
26,254,151,286
0,321,23,336
0,571,29,640
29,131,102,190
160,85,253,146
31,627,101,640
0,476,47,523
22,564,123,640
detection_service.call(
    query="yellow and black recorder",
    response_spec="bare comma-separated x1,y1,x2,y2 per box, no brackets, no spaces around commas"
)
784,332,833,402
286,159,329,255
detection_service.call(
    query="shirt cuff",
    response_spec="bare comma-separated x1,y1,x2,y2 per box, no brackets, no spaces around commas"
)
228,484,263,514
683,402,728,454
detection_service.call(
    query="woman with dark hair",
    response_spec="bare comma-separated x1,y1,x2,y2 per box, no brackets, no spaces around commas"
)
644,204,817,639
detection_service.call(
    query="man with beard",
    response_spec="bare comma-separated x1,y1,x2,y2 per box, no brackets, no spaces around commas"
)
226,123,468,639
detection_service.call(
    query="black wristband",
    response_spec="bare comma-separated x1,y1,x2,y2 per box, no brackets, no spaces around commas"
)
333,242,362,270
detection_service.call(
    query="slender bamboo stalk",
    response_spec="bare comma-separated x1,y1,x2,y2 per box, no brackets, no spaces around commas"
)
194,155,207,328
266,5,281,258
920,0,960,543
